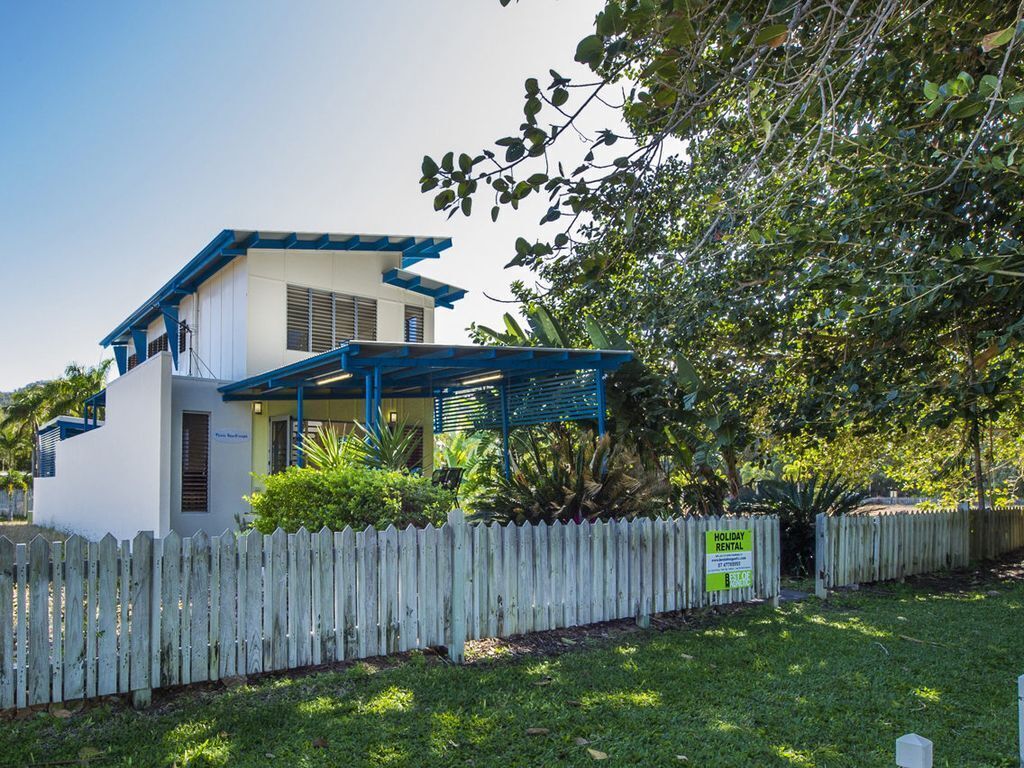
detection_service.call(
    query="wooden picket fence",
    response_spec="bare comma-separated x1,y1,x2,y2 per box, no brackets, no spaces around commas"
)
0,512,779,711
815,507,1024,596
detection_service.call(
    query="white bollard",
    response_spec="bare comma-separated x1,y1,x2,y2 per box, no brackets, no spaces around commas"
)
896,733,933,768
1018,674,1023,768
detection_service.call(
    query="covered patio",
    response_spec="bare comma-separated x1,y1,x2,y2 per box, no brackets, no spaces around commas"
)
218,341,634,474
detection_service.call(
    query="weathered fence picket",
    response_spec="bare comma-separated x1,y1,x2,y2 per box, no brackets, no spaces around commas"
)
816,507,1024,595
1,513,779,711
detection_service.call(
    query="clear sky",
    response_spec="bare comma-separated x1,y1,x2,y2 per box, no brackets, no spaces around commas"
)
0,0,603,390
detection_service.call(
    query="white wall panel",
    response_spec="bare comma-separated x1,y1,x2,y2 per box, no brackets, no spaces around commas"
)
33,354,173,540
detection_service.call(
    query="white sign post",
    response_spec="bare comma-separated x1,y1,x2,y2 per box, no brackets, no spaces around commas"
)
895,734,932,768
1017,674,1023,768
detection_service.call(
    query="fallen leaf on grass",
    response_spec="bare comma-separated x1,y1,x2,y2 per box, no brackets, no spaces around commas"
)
566,700,582,707
311,737,329,749
526,728,550,736
680,653,695,661
50,707,73,719
78,747,103,760
574,737,590,746
676,756,689,762
587,748,609,760
534,676,553,686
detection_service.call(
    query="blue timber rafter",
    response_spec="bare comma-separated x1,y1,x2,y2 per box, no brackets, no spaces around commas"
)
382,268,466,308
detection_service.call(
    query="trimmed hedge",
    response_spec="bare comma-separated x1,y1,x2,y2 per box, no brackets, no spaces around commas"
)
248,465,454,533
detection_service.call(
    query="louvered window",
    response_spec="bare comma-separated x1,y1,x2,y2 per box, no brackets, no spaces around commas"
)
127,353,138,372
181,412,210,513
287,285,311,351
286,284,378,351
147,333,169,358
334,294,356,342
355,297,377,339
310,289,334,353
405,425,424,472
404,305,424,343
178,323,188,353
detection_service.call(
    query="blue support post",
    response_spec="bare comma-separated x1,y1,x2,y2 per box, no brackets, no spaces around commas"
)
113,345,128,376
372,366,383,436
595,369,607,437
364,373,373,432
295,385,305,467
499,379,511,478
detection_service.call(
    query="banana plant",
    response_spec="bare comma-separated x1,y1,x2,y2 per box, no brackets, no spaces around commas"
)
473,304,627,350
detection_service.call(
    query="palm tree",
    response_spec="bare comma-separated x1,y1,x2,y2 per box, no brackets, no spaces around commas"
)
0,361,111,462
0,423,30,473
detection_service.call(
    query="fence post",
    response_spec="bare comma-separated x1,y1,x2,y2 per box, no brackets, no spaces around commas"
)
130,532,153,709
636,518,651,628
448,509,467,664
895,733,932,768
815,513,828,599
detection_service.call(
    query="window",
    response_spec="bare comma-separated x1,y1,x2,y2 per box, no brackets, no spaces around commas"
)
126,353,138,372
405,425,424,472
286,285,378,352
147,333,169,358
181,412,210,512
404,305,424,343
287,285,310,351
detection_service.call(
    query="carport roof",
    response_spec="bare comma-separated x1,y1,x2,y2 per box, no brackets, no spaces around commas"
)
218,341,633,400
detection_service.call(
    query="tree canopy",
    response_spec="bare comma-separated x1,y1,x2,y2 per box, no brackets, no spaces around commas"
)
422,1,1024,507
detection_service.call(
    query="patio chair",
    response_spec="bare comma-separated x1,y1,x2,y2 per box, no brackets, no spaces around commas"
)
432,467,464,506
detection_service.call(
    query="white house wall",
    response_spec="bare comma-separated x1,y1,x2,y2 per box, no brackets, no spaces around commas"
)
246,247,435,376
193,256,248,380
33,353,172,540
169,376,252,537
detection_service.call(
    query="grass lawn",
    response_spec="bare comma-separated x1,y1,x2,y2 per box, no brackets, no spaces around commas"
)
3,569,1021,767
0,520,65,545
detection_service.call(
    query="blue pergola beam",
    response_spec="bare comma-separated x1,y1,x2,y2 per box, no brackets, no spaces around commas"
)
595,370,607,436
295,385,305,467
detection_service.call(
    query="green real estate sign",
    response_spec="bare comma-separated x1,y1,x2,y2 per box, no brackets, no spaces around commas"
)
705,529,753,591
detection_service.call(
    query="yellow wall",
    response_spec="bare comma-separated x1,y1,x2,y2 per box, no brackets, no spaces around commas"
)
248,397,435,489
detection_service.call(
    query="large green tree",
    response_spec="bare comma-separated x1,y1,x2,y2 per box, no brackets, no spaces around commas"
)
422,1,1024,514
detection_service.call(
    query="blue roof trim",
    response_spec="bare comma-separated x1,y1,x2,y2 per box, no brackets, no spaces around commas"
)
100,230,455,347
101,229,237,346
382,268,467,308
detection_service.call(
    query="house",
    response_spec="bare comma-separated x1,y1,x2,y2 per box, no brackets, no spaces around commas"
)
33,229,633,540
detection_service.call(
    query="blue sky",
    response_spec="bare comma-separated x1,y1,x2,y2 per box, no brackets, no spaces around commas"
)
0,1,602,389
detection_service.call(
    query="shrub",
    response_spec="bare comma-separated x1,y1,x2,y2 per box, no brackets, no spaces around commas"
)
247,465,454,533
472,430,670,524
731,476,865,577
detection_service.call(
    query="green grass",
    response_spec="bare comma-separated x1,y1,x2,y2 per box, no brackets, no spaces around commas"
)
3,577,1021,767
